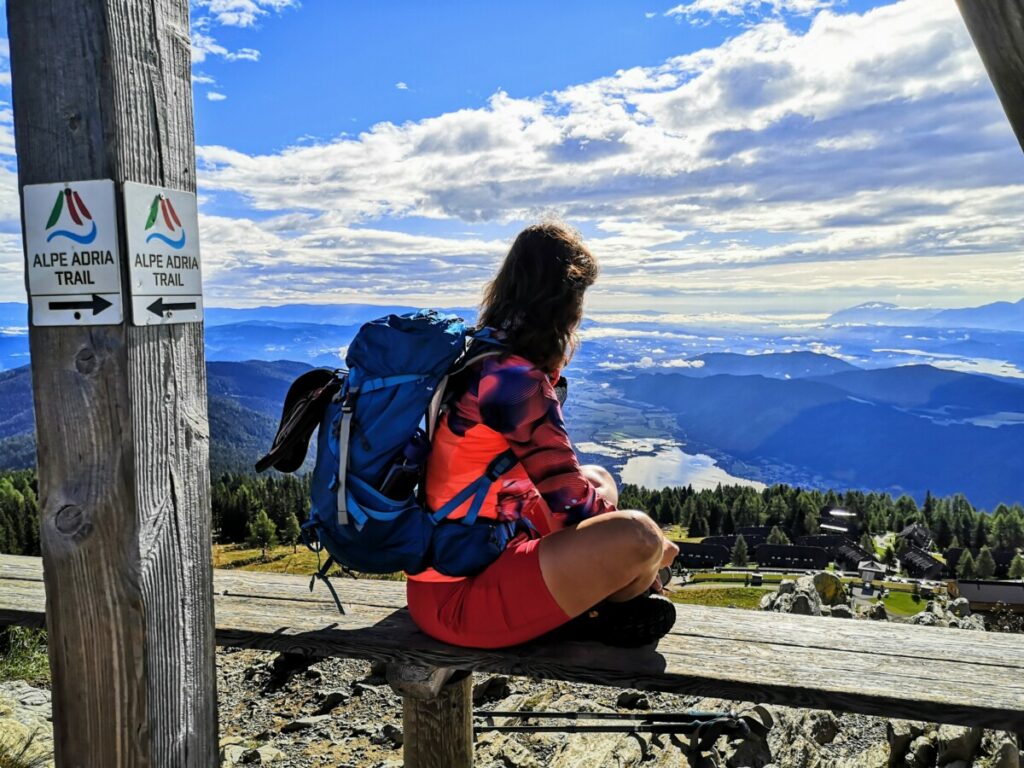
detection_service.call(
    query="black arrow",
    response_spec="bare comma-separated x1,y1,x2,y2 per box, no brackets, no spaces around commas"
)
147,297,197,317
48,294,113,315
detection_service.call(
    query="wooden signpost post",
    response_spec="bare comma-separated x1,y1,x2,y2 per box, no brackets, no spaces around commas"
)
7,1,218,765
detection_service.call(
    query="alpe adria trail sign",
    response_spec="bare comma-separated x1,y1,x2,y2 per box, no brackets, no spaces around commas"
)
23,179,123,325
124,181,203,325
22,179,202,327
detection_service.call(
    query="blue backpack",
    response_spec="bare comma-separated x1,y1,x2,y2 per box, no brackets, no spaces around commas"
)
257,309,523,611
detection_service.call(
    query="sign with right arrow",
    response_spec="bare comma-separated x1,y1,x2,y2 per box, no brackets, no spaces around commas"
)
124,181,203,325
22,179,124,326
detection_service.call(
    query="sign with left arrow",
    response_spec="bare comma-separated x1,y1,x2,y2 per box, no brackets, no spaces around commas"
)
22,180,123,326
124,181,203,326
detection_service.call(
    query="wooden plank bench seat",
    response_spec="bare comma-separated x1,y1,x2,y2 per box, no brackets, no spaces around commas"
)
3,554,1023,735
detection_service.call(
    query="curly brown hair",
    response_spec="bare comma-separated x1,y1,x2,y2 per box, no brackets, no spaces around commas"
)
479,221,599,373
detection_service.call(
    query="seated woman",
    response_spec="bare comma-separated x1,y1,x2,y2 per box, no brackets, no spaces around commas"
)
407,221,679,649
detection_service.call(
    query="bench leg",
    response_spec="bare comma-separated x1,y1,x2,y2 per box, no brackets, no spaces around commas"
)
388,664,474,768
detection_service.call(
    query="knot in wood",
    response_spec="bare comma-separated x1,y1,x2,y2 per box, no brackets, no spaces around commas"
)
66,112,81,132
54,504,90,539
74,347,97,375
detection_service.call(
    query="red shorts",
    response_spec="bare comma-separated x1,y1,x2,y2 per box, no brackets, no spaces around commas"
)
407,536,570,649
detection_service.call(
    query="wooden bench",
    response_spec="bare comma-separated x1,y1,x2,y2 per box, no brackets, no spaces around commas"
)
3,554,1022,765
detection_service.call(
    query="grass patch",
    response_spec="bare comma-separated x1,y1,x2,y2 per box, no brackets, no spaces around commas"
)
880,590,926,616
212,544,406,581
0,627,49,686
0,730,52,768
669,587,765,611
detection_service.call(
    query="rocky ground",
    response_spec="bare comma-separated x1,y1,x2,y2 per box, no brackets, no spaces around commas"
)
3,648,1020,768
2,576,1021,768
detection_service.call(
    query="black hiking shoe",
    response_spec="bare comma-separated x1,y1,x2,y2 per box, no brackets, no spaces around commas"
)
553,593,677,648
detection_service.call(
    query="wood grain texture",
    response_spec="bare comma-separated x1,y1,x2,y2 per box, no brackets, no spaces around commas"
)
3,556,1023,732
403,674,473,768
6,1,217,765
956,0,1024,152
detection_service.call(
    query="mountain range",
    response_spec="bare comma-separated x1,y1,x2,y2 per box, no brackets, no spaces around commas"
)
1,296,1022,508
826,298,1024,330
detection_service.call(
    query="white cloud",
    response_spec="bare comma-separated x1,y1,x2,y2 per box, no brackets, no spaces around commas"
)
191,0,1024,313
207,92,228,102
395,81,409,90
193,0,299,28
664,0,834,22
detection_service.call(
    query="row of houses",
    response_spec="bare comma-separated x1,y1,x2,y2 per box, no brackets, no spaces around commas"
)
674,537,1018,581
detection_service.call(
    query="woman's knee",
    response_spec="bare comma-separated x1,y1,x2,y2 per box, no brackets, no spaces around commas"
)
603,510,662,564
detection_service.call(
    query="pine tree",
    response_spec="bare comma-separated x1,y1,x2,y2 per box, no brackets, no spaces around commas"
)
957,550,977,580
883,546,896,567
247,508,278,559
690,514,709,538
281,512,302,553
860,532,874,554
976,546,997,580
1008,552,1024,580
767,526,790,546
731,535,749,567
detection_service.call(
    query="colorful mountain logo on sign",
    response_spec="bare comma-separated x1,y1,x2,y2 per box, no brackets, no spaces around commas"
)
45,188,98,244
144,195,187,249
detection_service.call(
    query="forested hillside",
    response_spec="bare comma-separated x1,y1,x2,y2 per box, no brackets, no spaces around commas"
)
3,467,1022,561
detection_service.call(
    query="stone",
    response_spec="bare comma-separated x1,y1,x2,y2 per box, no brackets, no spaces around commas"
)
990,738,1021,768
957,615,987,632
256,746,286,764
887,720,927,766
867,602,889,621
948,597,971,618
239,748,262,764
789,593,820,616
830,604,854,619
910,611,939,627
805,711,839,745
616,690,650,710
473,675,511,705
812,571,847,605
221,744,248,764
371,724,403,749
906,733,936,767
314,690,349,715
778,580,796,595
773,593,795,613
820,606,832,616
549,731,643,768
759,592,775,611
280,715,331,733
934,724,982,763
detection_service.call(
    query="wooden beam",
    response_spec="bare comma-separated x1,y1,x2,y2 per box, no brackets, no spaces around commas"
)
956,0,1024,153
4,557,1023,733
6,2,217,766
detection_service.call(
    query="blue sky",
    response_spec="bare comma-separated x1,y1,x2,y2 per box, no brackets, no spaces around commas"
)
1,0,1022,318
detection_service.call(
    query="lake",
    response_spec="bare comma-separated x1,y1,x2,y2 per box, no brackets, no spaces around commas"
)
619,445,766,491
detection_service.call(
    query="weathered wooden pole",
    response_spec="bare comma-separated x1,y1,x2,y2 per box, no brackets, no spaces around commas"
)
389,664,475,767
956,0,1024,153
7,1,218,766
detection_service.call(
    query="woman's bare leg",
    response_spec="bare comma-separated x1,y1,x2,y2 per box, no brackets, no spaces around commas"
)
538,510,679,618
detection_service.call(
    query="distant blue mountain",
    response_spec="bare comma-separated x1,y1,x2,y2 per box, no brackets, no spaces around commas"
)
810,365,1024,414
0,360,315,476
676,351,859,379
826,298,1024,331
619,367,1024,508
826,302,938,327
204,303,476,327
932,299,1024,331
